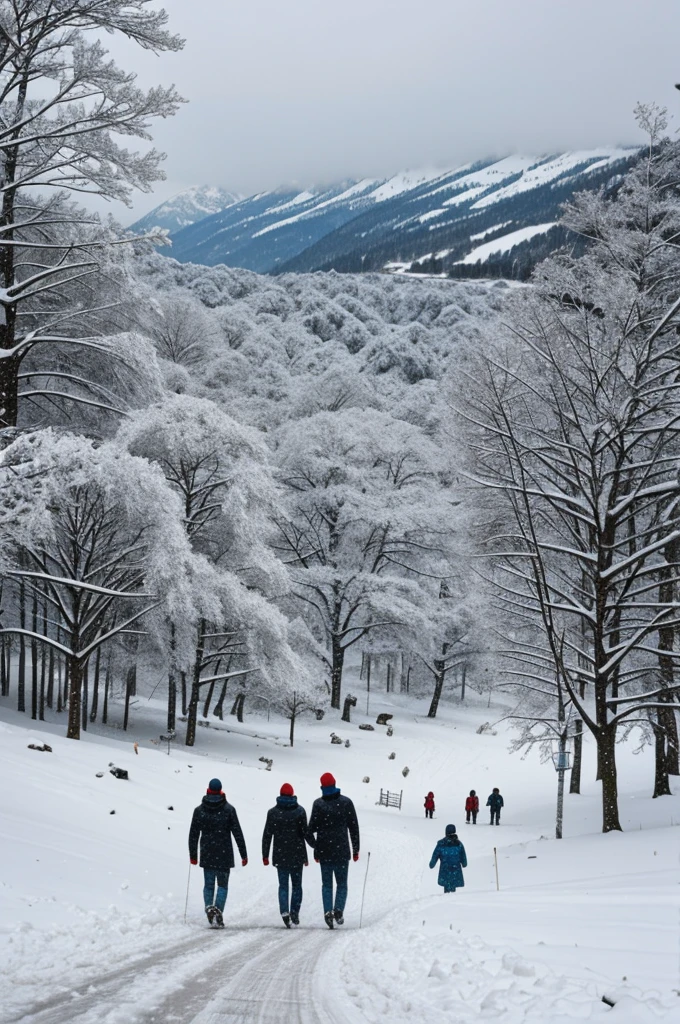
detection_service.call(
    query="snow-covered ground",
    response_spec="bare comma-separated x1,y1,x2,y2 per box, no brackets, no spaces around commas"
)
0,681,678,1023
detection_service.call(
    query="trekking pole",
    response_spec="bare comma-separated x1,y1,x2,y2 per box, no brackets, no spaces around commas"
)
183,863,192,923
493,847,500,892
359,851,371,929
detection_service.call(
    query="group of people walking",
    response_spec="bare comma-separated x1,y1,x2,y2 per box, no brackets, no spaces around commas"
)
424,787,505,826
189,773,506,927
188,772,359,930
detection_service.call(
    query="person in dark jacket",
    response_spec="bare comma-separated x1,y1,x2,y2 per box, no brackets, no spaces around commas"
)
429,824,467,892
306,772,360,930
487,787,504,825
424,792,435,819
262,782,309,928
465,790,479,824
188,777,248,926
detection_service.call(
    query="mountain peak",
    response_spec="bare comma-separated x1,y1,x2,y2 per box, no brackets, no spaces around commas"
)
129,185,242,235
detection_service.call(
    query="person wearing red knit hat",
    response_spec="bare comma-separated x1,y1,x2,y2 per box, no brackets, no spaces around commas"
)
261,782,311,927
305,772,360,929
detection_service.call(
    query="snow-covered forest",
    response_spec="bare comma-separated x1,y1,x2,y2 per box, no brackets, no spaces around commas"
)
1,5,679,1022
1,2,679,845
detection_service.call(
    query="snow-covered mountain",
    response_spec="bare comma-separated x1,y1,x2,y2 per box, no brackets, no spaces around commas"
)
130,185,241,235
165,149,639,277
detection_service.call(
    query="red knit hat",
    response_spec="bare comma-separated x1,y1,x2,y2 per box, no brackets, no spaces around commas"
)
280,782,294,797
320,772,336,788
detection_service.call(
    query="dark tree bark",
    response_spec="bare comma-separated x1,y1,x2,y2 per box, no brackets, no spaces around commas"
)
30,592,38,720
181,671,188,716
81,660,89,731
652,713,672,798
230,692,245,723
213,679,228,720
123,664,136,732
17,579,26,713
67,658,83,740
597,727,621,832
330,635,345,710
90,647,101,722
185,621,206,748
102,658,111,725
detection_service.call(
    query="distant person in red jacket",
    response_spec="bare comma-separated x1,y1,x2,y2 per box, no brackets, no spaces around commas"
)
424,792,435,819
465,790,479,824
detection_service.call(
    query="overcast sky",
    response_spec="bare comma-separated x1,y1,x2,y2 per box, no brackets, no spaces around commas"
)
109,0,680,219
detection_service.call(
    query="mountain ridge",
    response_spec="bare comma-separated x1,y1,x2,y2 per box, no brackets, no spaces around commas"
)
141,149,640,278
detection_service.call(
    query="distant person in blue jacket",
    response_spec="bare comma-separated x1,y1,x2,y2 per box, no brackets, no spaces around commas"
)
429,824,467,893
487,788,504,825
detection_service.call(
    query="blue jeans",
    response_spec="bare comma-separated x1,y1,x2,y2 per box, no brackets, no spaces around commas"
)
277,865,303,916
203,868,230,911
320,861,349,914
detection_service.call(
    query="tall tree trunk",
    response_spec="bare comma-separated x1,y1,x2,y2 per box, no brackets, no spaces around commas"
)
428,643,449,718
17,579,26,713
597,727,622,832
90,648,101,722
289,708,296,747
202,679,216,718
185,621,206,747
56,653,63,713
330,635,345,710
181,671,188,716
67,658,83,740
31,592,38,720
167,623,177,733
102,657,111,725
81,659,89,731
123,664,136,732
0,639,8,697
460,663,467,702
39,596,47,720
213,679,228,720
652,712,672,798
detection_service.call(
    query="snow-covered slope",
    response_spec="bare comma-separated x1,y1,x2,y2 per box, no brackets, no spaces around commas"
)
166,149,639,276
129,185,241,235
0,679,677,1023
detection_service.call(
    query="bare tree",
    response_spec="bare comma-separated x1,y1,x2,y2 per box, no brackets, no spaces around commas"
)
0,1,183,428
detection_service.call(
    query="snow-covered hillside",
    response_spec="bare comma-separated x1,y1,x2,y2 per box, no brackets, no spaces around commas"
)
0,684,677,1024
130,185,241,236
164,149,638,276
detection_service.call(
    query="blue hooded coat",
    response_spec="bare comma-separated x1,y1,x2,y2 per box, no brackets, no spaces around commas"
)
429,831,467,890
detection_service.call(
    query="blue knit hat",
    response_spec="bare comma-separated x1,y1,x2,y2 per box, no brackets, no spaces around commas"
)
445,823,457,835
208,778,222,793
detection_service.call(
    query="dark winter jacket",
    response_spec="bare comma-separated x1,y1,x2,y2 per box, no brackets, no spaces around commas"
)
261,795,310,869
188,794,247,870
424,793,435,810
429,835,467,889
306,790,360,863
486,792,504,811
465,795,479,812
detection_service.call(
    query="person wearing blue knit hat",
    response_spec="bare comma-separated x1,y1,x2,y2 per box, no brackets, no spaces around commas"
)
188,778,248,926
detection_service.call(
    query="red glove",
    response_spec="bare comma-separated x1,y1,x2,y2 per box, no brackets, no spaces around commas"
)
190,858,198,865
353,853,359,862
304,861,309,867
242,858,248,867
262,858,269,866
314,856,319,863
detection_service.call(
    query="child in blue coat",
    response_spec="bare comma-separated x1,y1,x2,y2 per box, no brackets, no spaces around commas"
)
429,824,467,893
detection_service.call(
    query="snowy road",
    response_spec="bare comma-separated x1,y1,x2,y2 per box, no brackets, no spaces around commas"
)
13,923,353,1024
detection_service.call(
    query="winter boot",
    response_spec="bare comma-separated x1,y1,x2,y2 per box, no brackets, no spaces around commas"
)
213,907,224,928
333,909,344,925
290,911,300,926
324,911,335,930
205,905,216,925
282,913,291,929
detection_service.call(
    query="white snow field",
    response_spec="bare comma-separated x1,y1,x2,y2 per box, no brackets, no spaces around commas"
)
0,686,678,1024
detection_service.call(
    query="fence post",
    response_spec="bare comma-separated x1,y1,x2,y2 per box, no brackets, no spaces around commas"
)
493,847,499,891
